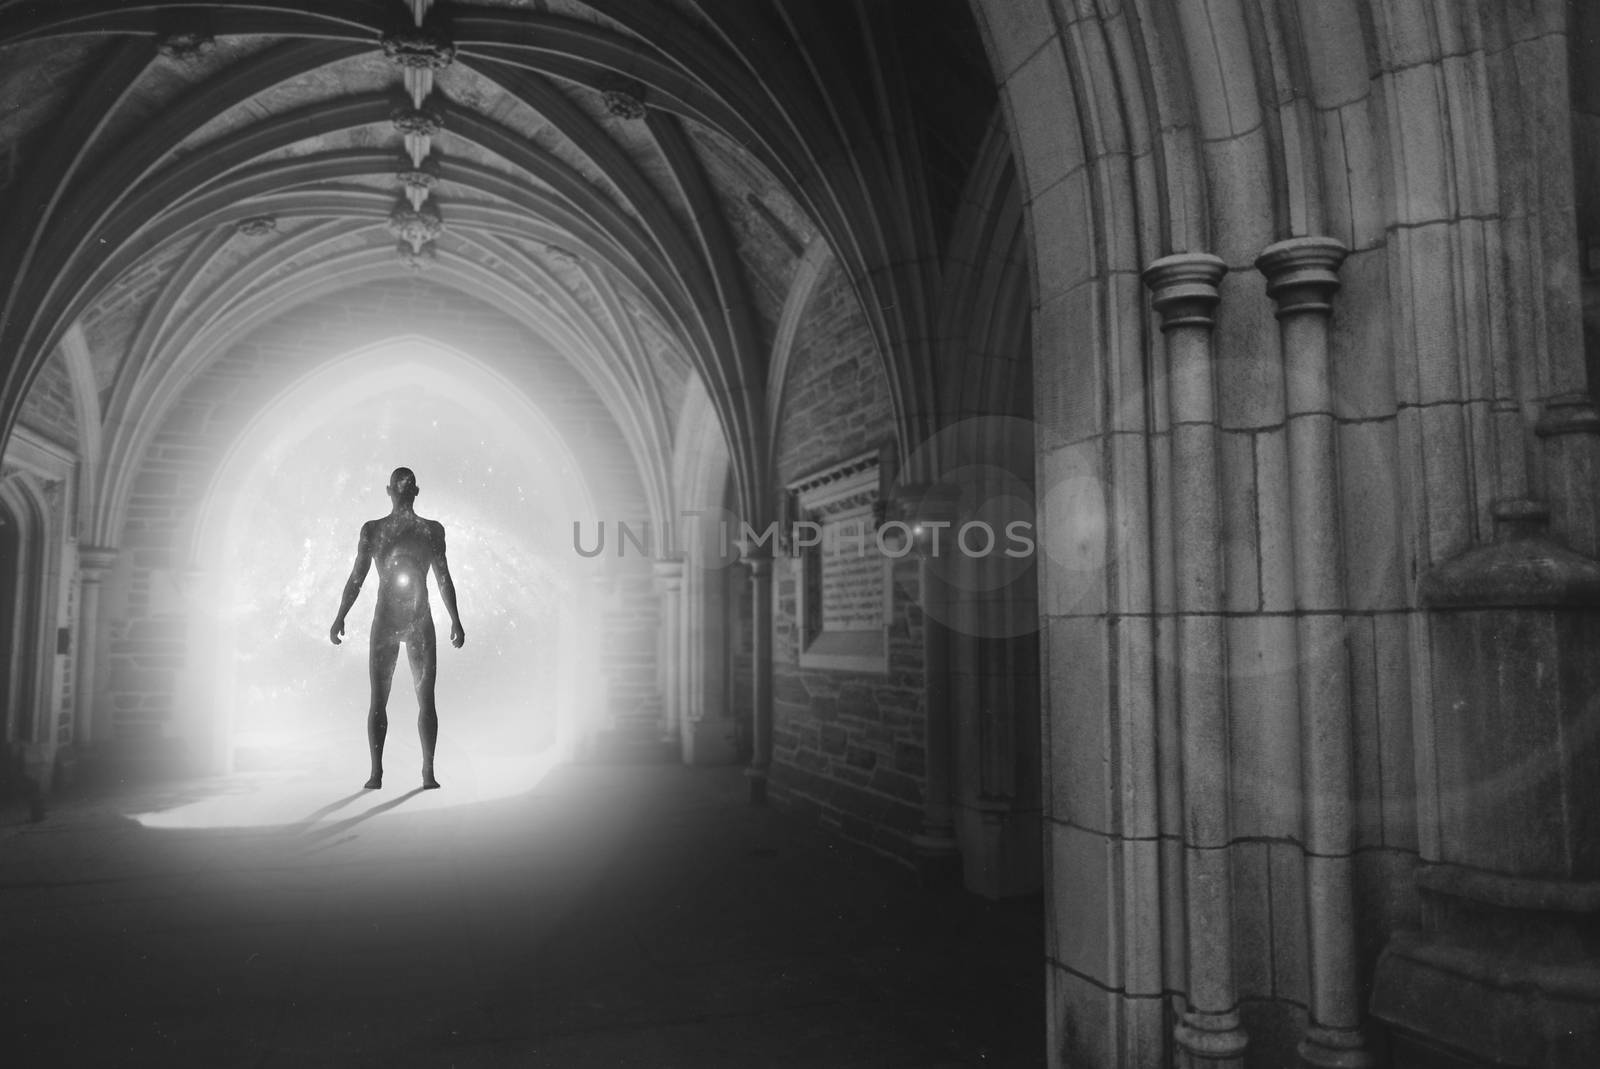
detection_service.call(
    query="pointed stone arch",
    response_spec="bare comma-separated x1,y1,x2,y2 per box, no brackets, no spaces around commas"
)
973,0,1598,1064
0,431,75,793
180,333,606,774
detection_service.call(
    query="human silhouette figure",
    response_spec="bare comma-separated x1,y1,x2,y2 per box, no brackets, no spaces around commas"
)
329,467,464,789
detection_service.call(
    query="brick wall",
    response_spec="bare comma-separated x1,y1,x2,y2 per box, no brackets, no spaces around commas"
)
56,570,75,746
105,277,655,744
17,349,77,450
766,262,927,860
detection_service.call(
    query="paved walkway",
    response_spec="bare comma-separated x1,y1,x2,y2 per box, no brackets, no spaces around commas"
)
1,762,1043,1067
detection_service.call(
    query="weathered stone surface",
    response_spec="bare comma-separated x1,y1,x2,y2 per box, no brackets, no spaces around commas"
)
1005,43,1085,201
1049,821,1113,987
1230,841,1273,999
893,741,924,776
1045,617,1109,833
1373,926,1600,1069
774,673,810,705
976,0,1058,81
1224,615,1301,841
1425,603,1600,879
867,766,918,803
16,348,77,447
1421,533,1600,609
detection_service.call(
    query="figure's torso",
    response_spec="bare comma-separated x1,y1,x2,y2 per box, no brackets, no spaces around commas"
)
365,513,442,629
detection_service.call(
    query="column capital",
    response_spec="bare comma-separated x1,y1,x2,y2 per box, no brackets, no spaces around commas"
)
78,545,118,576
1142,252,1227,330
1256,236,1348,318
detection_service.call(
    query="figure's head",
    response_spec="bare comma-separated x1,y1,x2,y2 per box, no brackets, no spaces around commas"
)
387,466,419,504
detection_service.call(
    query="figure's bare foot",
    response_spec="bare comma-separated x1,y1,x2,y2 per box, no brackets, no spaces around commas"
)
422,772,440,790
364,775,382,789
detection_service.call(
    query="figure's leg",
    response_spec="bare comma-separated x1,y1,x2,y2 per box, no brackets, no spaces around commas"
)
407,618,440,788
367,632,400,788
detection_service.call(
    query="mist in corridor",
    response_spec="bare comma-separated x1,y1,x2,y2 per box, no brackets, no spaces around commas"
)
167,384,585,825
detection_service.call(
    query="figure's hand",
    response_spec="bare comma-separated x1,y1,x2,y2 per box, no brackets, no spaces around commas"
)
450,621,465,649
330,618,345,646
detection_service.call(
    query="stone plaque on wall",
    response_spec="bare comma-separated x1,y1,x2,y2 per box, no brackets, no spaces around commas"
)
818,514,883,631
789,451,888,673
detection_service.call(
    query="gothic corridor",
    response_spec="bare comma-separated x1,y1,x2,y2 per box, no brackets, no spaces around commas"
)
2,2,1599,1066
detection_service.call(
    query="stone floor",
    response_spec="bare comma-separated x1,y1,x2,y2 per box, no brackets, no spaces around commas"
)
0,760,1043,1067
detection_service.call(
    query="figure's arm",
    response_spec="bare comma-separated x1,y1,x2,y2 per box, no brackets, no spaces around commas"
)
432,522,464,648
330,523,374,645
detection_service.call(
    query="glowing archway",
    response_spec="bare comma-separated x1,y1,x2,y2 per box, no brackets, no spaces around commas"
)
159,335,603,824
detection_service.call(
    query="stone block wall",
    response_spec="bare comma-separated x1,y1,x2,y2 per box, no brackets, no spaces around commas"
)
17,350,77,452
766,261,927,860
54,566,75,748
770,555,928,855
975,1,1600,1065
1575,0,1600,390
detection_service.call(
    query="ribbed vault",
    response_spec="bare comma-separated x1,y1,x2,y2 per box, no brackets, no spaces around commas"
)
0,0,998,540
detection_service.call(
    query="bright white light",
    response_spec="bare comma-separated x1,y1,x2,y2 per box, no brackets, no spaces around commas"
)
175,336,606,790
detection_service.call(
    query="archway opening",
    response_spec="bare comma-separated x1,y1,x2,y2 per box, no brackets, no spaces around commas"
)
138,337,602,827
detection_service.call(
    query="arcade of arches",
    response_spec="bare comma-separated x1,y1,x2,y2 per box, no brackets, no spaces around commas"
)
3,1,1600,1066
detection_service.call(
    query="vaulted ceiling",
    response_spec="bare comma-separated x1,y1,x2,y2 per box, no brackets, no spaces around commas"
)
0,0,997,528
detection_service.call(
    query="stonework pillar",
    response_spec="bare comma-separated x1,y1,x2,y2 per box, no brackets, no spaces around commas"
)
176,566,224,774
741,545,773,804
1372,500,1600,1067
1144,252,1248,1069
680,555,736,764
653,559,684,748
1257,237,1372,1069
74,546,116,748
576,571,614,757
904,484,962,875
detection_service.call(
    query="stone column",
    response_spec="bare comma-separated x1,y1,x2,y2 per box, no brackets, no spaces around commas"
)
175,566,226,774
1257,237,1372,1069
903,485,962,876
653,558,684,748
679,554,735,764
73,546,116,748
741,544,773,804
1371,501,1600,1066
1144,252,1248,1068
